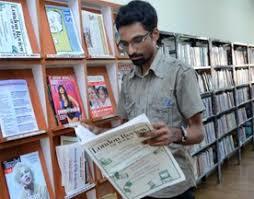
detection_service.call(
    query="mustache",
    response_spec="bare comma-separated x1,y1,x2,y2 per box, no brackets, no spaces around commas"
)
129,53,143,59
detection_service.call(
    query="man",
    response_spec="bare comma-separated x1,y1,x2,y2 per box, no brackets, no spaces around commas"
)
115,1,204,199
87,1,204,198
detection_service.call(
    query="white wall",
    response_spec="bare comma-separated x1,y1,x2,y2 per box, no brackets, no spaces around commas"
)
105,0,254,44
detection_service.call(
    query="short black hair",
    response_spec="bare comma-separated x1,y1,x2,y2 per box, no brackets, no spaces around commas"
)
115,0,157,32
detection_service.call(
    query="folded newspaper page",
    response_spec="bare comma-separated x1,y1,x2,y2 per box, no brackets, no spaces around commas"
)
75,114,185,199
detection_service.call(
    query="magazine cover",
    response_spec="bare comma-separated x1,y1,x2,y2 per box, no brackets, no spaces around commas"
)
81,10,110,57
87,75,114,119
2,151,49,199
48,75,86,125
117,63,134,91
45,5,83,55
0,1,32,55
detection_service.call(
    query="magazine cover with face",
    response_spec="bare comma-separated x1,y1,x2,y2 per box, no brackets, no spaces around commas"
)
2,151,49,199
87,75,114,119
48,75,86,126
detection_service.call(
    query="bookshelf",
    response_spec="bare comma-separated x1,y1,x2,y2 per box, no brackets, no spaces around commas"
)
160,32,254,184
0,0,254,198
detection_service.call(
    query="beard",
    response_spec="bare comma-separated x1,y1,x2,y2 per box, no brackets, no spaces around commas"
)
129,53,147,66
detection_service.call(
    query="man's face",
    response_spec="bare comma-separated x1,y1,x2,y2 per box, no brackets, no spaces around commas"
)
118,23,158,67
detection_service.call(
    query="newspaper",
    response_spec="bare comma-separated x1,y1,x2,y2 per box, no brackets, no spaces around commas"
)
75,114,185,199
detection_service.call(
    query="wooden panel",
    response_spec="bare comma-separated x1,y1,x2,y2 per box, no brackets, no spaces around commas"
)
0,133,47,150
21,0,40,53
0,141,55,199
50,133,68,199
96,181,119,199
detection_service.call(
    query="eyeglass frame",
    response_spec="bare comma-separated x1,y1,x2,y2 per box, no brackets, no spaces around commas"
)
117,31,151,52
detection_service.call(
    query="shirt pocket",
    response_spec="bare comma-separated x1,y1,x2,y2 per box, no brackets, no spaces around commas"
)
149,89,175,125
149,104,171,123
125,100,136,119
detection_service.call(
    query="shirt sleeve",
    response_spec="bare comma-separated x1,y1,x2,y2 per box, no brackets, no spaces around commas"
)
176,67,204,119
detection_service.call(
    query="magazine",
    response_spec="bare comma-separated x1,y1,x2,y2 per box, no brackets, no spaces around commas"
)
45,5,83,55
2,151,49,199
56,142,90,195
87,75,114,120
0,79,38,138
117,63,134,91
81,10,111,57
0,1,32,56
76,114,185,199
48,75,86,126
60,135,79,145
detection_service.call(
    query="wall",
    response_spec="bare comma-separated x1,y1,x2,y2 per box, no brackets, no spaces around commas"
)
105,0,254,44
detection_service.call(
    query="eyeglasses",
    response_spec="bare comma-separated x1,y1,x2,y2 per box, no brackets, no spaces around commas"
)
117,32,151,52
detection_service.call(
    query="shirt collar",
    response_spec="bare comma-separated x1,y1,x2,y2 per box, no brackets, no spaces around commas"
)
129,48,164,79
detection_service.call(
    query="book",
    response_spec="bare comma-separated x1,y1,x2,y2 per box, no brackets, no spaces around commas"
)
81,10,111,57
160,37,176,58
2,151,50,199
48,75,86,126
45,5,83,55
87,75,114,120
0,79,38,138
211,46,228,66
178,42,208,67
0,1,32,56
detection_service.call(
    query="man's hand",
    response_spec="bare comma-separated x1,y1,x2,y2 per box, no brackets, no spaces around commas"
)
142,122,182,146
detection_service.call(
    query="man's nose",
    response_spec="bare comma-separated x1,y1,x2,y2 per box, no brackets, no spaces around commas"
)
128,43,136,55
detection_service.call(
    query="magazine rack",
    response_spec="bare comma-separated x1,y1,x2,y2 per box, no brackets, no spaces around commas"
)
0,0,123,198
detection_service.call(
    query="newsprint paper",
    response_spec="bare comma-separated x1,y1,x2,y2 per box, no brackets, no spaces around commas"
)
76,114,185,199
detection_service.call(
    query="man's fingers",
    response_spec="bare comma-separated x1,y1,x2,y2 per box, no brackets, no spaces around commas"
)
142,127,167,138
143,134,172,145
149,141,169,146
152,122,166,129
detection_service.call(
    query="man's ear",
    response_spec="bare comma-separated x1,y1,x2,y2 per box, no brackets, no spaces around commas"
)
151,28,160,45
